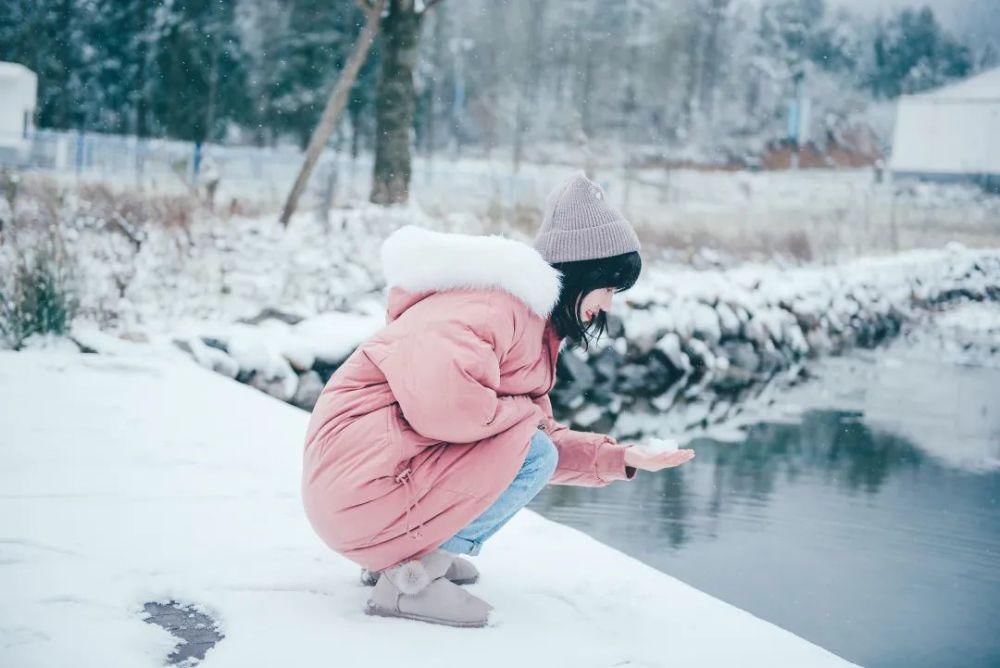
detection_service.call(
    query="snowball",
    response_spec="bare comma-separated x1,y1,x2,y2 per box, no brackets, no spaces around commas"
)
642,436,680,453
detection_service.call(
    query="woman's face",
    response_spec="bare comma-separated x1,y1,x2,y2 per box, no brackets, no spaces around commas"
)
579,287,614,323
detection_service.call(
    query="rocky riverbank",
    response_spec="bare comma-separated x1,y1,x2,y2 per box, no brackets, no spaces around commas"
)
125,242,1000,439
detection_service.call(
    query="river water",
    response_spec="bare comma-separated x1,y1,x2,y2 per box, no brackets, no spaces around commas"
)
530,305,1000,668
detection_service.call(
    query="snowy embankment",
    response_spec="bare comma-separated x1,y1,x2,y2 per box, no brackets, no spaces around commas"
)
130,235,1000,440
0,350,856,667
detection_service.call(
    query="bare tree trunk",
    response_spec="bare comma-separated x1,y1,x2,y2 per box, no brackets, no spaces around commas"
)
280,0,386,227
580,34,596,136
203,1,222,145
699,0,729,124
370,0,423,205
425,19,437,158
513,0,547,173
622,0,638,214
419,6,446,157
682,5,705,135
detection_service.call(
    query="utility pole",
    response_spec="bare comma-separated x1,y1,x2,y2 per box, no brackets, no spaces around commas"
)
788,70,809,170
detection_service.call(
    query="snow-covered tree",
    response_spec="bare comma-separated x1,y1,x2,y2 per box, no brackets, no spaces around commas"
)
868,7,972,99
0,0,986,165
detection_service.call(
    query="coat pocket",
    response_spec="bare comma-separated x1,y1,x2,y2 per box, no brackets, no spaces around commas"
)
386,402,443,465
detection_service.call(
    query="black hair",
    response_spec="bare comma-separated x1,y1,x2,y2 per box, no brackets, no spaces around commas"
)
549,251,642,352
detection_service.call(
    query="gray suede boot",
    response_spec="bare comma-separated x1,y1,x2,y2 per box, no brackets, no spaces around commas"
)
363,550,493,628
360,550,479,586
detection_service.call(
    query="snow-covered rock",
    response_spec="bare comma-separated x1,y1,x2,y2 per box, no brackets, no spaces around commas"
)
157,244,1000,437
292,312,384,366
174,336,240,379
655,332,692,374
291,370,325,409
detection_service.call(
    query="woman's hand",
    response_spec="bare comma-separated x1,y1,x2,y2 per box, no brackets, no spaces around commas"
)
623,444,695,471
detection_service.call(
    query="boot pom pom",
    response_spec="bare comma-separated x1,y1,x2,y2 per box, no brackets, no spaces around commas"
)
386,560,430,595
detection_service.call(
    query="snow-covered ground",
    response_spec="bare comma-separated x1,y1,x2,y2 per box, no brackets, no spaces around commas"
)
2,165,994,666
6,174,997,446
5,188,992,436
6,178,993,344
924,300,1000,368
0,348,857,667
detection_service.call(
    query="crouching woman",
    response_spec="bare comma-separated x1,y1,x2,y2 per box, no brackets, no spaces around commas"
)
301,173,695,628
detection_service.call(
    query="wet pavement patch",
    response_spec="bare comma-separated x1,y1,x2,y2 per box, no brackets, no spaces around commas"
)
143,601,223,665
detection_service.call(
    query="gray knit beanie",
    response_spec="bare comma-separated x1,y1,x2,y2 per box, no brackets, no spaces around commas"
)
533,171,642,264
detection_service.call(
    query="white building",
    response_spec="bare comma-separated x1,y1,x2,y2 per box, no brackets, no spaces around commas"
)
0,61,38,162
890,67,1000,190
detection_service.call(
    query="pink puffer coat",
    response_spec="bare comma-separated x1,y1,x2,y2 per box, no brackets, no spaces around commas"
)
301,225,635,572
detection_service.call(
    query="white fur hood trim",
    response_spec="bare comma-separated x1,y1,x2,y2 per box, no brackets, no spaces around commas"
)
380,225,563,319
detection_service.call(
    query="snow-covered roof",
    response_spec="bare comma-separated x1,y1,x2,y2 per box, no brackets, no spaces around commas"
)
890,68,1000,175
903,66,1000,102
0,60,36,144
0,61,36,82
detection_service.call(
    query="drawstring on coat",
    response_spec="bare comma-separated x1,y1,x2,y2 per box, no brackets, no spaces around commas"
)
395,466,427,540
390,322,556,544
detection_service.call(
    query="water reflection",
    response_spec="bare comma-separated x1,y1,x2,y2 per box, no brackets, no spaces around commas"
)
536,410,928,551
709,411,925,500
530,408,1000,668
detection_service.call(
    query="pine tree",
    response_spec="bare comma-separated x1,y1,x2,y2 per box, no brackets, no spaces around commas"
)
869,7,972,99
0,0,86,130
151,0,249,143
267,0,366,148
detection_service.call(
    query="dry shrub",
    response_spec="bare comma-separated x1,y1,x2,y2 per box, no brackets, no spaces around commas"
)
508,203,541,237
0,173,211,331
635,221,708,255
76,182,194,246
775,230,814,262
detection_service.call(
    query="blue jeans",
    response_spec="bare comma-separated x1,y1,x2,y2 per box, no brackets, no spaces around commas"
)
438,429,558,556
